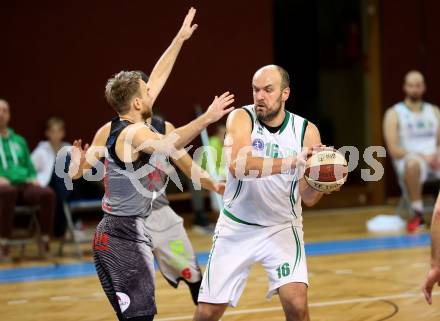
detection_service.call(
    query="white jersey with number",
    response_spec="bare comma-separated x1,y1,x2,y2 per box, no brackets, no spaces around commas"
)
223,105,308,227
394,102,439,155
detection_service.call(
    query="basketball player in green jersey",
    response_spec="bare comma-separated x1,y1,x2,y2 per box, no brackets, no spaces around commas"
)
194,65,338,321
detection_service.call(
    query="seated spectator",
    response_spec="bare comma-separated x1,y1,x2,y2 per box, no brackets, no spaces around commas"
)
383,71,440,233
0,99,55,260
31,117,71,238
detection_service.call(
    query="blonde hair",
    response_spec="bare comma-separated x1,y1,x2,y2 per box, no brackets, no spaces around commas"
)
105,71,143,115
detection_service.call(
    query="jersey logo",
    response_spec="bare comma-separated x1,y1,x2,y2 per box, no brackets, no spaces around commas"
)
252,138,265,151
257,126,264,134
93,232,109,251
116,292,130,313
181,268,192,280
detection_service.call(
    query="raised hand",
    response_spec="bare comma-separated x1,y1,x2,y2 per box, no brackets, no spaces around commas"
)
177,7,198,41
204,92,235,124
71,139,90,169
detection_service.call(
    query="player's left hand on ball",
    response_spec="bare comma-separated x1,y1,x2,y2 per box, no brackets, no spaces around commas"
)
177,7,198,40
299,144,326,162
300,146,314,160
297,149,308,165
309,144,332,154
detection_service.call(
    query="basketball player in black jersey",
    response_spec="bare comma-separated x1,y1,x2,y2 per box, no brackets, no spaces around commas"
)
68,8,234,321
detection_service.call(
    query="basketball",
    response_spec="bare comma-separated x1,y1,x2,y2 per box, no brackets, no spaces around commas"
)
304,149,348,193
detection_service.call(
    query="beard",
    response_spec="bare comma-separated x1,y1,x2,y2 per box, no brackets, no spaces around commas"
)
256,96,283,123
407,93,423,103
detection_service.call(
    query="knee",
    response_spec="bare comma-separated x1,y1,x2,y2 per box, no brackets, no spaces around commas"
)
0,185,18,197
44,187,55,198
194,303,224,321
405,159,421,175
39,187,56,202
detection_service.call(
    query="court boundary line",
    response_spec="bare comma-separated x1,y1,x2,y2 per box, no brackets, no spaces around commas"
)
0,233,430,284
304,205,395,216
155,291,440,321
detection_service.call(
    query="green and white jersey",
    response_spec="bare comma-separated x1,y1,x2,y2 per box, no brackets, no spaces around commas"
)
223,105,308,227
393,102,438,155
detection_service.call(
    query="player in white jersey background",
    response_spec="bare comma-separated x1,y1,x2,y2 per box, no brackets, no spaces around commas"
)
193,65,339,321
145,115,225,305
383,71,440,232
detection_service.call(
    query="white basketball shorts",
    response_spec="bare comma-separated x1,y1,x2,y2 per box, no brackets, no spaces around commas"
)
198,213,308,307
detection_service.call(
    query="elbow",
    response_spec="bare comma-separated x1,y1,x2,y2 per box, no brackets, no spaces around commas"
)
301,192,323,207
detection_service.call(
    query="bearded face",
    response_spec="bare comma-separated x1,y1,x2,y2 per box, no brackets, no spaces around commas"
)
255,92,283,122
404,74,426,102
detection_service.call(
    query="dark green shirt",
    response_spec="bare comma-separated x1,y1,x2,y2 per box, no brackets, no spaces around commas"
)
0,128,36,184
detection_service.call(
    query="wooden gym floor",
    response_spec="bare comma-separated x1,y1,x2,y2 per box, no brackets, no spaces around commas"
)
0,206,439,321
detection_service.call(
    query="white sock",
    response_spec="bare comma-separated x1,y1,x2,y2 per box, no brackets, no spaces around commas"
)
411,200,423,213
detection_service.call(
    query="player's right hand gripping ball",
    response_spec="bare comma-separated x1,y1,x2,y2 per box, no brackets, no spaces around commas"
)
304,149,348,193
